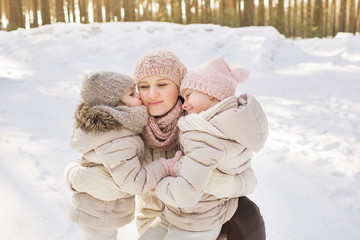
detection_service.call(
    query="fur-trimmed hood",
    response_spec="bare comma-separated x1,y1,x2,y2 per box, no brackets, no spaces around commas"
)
75,102,148,135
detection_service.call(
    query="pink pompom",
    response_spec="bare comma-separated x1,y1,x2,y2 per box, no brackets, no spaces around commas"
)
230,65,250,84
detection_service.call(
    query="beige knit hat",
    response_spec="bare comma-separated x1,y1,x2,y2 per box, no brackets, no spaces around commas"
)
81,71,135,107
134,49,188,87
180,56,250,101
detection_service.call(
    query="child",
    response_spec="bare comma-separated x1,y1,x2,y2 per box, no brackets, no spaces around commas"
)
65,71,181,240
140,56,268,240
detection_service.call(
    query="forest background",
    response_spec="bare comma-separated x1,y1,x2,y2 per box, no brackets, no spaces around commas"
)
1,0,360,38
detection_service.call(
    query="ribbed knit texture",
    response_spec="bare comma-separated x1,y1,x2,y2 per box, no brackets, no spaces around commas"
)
180,56,249,101
142,99,185,150
134,49,188,87
81,71,135,107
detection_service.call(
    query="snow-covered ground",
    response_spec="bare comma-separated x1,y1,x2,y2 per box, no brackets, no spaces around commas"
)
0,22,359,240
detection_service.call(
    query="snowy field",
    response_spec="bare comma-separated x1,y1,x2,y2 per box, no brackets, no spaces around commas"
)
0,22,359,240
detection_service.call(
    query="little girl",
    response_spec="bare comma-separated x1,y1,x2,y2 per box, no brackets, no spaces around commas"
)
65,71,181,240
140,56,268,240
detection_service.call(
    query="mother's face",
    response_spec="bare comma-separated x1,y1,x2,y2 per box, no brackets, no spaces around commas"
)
138,75,180,117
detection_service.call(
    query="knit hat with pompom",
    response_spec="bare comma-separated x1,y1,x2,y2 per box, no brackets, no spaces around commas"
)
180,56,249,101
134,49,187,87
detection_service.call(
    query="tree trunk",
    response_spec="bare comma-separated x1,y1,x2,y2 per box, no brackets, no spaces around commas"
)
348,0,356,33
243,0,254,26
185,0,192,24
276,0,285,33
105,0,112,21
41,0,51,25
313,0,323,36
306,0,312,37
219,0,225,25
268,0,273,26
301,0,305,37
258,0,265,26
171,0,183,23
9,0,25,29
358,0,360,33
204,0,211,23
339,0,346,32
55,0,65,22
113,0,122,21
324,0,329,36
124,0,135,21
79,0,89,23
288,0,292,36
93,0,103,22
293,0,298,36
331,0,336,36
30,0,39,27
157,0,169,21
0,0,3,30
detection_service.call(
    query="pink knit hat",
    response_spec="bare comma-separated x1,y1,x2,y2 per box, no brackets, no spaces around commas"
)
134,49,188,87
180,56,249,101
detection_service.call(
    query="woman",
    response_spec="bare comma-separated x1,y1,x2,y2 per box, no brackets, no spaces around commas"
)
65,49,266,240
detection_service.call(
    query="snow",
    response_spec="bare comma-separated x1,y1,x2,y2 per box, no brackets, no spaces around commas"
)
0,21,359,240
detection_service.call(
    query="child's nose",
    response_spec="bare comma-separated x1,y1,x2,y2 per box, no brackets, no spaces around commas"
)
182,103,187,110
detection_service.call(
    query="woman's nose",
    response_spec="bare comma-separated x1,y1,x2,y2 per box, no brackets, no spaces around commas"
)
149,87,159,98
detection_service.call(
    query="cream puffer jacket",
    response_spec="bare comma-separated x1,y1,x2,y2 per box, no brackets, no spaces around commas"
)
154,94,268,231
66,103,166,229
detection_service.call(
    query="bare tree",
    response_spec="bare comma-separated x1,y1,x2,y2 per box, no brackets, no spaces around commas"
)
349,0,356,33
313,0,323,36
301,0,305,37
331,0,336,35
358,0,360,32
79,0,89,23
276,0,285,33
184,0,192,24
268,0,273,26
293,0,298,36
9,0,25,29
243,0,254,26
288,0,292,36
124,0,135,21
203,0,211,23
0,0,3,29
93,0,102,22
171,0,183,23
157,0,169,21
339,0,346,32
324,0,329,36
31,0,39,27
258,0,265,26
55,0,65,22
113,0,122,21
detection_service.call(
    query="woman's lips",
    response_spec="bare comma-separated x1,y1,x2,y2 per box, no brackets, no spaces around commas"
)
148,100,162,106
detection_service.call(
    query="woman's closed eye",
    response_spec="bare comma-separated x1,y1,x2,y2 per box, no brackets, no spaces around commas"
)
139,85,149,89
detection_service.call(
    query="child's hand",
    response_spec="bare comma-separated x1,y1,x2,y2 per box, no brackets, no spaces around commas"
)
159,150,183,177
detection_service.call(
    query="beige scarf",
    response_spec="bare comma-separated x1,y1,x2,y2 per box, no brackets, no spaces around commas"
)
142,99,186,150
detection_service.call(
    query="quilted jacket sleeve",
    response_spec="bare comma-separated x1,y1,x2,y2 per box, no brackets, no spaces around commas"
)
87,135,167,195
155,132,226,208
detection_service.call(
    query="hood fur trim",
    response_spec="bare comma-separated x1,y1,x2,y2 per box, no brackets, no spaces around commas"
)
75,102,123,134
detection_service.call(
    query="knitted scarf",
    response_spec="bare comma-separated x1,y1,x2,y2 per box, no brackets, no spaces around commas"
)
177,96,238,140
142,99,185,150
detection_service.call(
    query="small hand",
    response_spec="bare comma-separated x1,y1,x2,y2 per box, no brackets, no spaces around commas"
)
159,150,183,177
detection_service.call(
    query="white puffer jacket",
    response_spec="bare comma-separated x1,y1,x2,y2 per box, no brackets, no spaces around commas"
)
155,94,268,231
